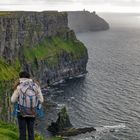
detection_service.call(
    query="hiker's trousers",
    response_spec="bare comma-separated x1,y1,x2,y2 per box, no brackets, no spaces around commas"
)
18,116,35,140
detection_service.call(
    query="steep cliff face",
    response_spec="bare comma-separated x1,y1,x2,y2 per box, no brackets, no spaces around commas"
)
68,11,109,33
0,11,68,61
0,11,88,85
0,11,88,122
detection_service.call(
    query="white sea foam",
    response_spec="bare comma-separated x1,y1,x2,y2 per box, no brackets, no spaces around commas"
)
56,90,64,93
103,124,125,129
56,103,66,109
75,74,86,78
95,123,126,133
52,79,65,85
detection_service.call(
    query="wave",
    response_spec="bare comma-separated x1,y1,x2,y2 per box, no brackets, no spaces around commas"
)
96,123,126,132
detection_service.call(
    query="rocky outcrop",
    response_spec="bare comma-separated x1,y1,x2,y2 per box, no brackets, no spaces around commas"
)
58,127,96,137
68,11,109,33
47,107,96,137
48,107,72,134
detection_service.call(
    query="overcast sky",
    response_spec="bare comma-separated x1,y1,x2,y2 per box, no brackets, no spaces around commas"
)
0,0,140,13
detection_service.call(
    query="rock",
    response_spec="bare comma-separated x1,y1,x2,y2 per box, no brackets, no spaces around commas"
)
47,107,96,137
47,107,72,134
68,11,109,33
58,127,96,136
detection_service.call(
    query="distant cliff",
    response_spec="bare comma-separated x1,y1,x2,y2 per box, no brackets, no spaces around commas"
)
68,11,109,33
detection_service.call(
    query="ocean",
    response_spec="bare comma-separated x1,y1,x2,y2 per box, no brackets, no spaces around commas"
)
42,13,140,140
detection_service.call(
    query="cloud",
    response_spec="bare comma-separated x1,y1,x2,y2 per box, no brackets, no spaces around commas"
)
1,0,140,6
76,0,140,6
0,0,140,12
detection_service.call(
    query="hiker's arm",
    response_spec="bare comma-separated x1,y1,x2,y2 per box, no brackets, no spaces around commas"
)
37,87,44,103
11,89,19,103
12,79,20,91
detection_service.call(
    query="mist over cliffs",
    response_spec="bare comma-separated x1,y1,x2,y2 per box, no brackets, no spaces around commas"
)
68,11,109,33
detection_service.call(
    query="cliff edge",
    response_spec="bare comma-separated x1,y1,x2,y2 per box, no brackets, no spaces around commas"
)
68,11,109,33
0,11,88,85
0,11,88,121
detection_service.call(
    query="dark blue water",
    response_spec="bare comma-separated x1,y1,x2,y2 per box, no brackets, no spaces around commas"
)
43,13,140,140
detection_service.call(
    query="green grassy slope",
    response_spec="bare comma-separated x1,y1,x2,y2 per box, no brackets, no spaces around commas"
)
0,122,63,140
24,37,86,65
0,36,86,81
0,59,20,81
0,121,18,140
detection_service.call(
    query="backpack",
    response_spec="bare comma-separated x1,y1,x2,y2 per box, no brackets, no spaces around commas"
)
18,81,39,117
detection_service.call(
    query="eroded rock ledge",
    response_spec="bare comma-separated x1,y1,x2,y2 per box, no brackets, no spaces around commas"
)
47,107,96,137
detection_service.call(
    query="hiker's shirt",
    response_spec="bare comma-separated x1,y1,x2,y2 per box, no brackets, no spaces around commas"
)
11,78,44,103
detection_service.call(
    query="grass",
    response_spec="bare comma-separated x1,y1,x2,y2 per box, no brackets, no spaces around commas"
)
0,59,20,81
0,121,63,140
24,37,87,65
0,12,13,16
0,36,87,80
0,128,18,140
0,121,18,140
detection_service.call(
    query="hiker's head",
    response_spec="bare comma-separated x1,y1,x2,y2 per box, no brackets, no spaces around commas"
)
19,71,30,78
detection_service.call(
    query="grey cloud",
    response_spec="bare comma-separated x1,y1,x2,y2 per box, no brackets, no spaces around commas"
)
1,0,140,7
75,0,140,6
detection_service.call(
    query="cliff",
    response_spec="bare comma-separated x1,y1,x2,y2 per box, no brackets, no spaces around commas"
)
68,11,109,33
0,11,88,122
0,11,88,85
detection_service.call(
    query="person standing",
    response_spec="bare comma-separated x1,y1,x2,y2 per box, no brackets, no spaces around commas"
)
11,71,44,140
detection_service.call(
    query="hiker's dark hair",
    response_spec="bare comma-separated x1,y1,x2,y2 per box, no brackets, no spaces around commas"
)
19,71,30,78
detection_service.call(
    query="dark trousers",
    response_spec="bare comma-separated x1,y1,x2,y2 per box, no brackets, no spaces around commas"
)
18,116,35,140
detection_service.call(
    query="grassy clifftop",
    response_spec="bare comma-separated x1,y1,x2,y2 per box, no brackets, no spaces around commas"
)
0,121,63,140
24,36,86,64
0,59,20,81
0,35,86,81
0,122,18,140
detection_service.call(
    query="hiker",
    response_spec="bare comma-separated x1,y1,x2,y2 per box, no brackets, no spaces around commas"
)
11,71,44,140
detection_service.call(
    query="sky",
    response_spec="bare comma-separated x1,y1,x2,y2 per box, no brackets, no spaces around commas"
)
0,0,140,13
